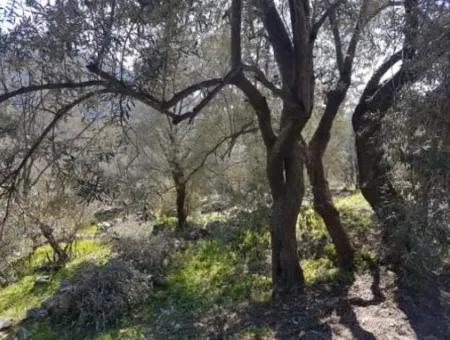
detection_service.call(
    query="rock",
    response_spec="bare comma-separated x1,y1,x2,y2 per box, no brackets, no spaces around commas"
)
35,275,50,284
94,207,123,222
98,222,112,233
0,318,12,331
26,308,48,319
59,281,74,293
185,228,211,241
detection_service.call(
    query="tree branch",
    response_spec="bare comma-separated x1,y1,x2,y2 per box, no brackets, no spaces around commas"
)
185,121,257,182
0,81,108,105
0,91,106,190
311,0,345,41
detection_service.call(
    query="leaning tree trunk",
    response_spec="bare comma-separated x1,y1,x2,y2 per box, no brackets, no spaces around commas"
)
38,222,69,264
307,88,355,270
267,144,305,298
307,151,354,269
353,107,411,265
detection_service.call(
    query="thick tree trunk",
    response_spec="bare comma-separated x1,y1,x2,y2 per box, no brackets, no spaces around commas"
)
353,111,410,265
267,145,305,298
175,180,188,231
307,154,354,269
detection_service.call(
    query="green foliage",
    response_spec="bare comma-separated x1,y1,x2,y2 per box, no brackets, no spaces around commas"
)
154,215,178,230
302,257,352,284
0,240,110,320
238,326,273,339
27,321,59,340
297,204,328,238
334,192,371,210
155,239,271,310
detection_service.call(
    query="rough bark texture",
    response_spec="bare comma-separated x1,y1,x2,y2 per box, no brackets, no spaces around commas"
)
308,88,355,269
350,0,423,265
307,151,354,269
268,145,305,298
352,107,411,264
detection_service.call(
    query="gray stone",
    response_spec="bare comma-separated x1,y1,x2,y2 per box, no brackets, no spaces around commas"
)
35,275,50,284
58,281,74,293
98,222,112,232
26,308,48,319
0,318,12,331
94,207,123,222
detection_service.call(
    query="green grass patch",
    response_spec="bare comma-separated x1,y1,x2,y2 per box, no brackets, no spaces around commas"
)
0,240,111,320
155,239,271,309
77,223,98,238
238,326,274,339
303,257,352,284
334,191,371,211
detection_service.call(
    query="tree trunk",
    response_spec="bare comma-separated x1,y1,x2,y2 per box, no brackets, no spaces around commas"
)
267,145,305,298
306,87,355,270
353,110,410,265
175,180,188,231
307,153,354,269
38,222,68,264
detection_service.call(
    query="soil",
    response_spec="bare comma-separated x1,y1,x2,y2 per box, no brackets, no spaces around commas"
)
211,268,450,339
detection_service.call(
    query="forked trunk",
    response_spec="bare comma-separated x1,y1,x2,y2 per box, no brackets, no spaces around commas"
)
267,145,305,298
307,154,354,269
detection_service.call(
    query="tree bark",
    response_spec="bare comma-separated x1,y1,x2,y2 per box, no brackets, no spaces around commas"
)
172,170,188,231
38,222,68,264
267,144,305,298
307,88,354,270
307,151,354,269
352,111,410,264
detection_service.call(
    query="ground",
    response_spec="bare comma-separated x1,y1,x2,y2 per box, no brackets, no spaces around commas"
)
0,192,449,339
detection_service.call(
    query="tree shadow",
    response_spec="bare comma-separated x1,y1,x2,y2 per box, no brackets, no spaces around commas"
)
310,265,383,340
393,271,450,339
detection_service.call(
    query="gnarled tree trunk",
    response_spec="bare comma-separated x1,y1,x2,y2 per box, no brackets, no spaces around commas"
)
307,151,354,269
353,111,410,264
307,88,355,270
268,144,305,298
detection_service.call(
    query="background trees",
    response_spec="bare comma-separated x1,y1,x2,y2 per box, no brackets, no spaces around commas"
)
0,0,449,300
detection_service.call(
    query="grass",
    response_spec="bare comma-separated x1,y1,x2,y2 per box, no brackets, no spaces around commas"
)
334,191,371,210
145,215,272,338
2,191,377,339
77,223,98,238
0,239,111,320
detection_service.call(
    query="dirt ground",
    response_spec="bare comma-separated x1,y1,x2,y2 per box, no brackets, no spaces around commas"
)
212,268,450,339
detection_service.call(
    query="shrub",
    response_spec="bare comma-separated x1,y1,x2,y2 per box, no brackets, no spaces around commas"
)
112,233,177,280
45,259,151,332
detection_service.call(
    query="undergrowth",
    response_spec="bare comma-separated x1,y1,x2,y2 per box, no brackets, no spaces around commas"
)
2,191,377,339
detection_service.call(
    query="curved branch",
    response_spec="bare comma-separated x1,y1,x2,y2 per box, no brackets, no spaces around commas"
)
311,0,345,41
164,78,222,108
0,80,108,105
0,91,106,190
184,121,257,182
